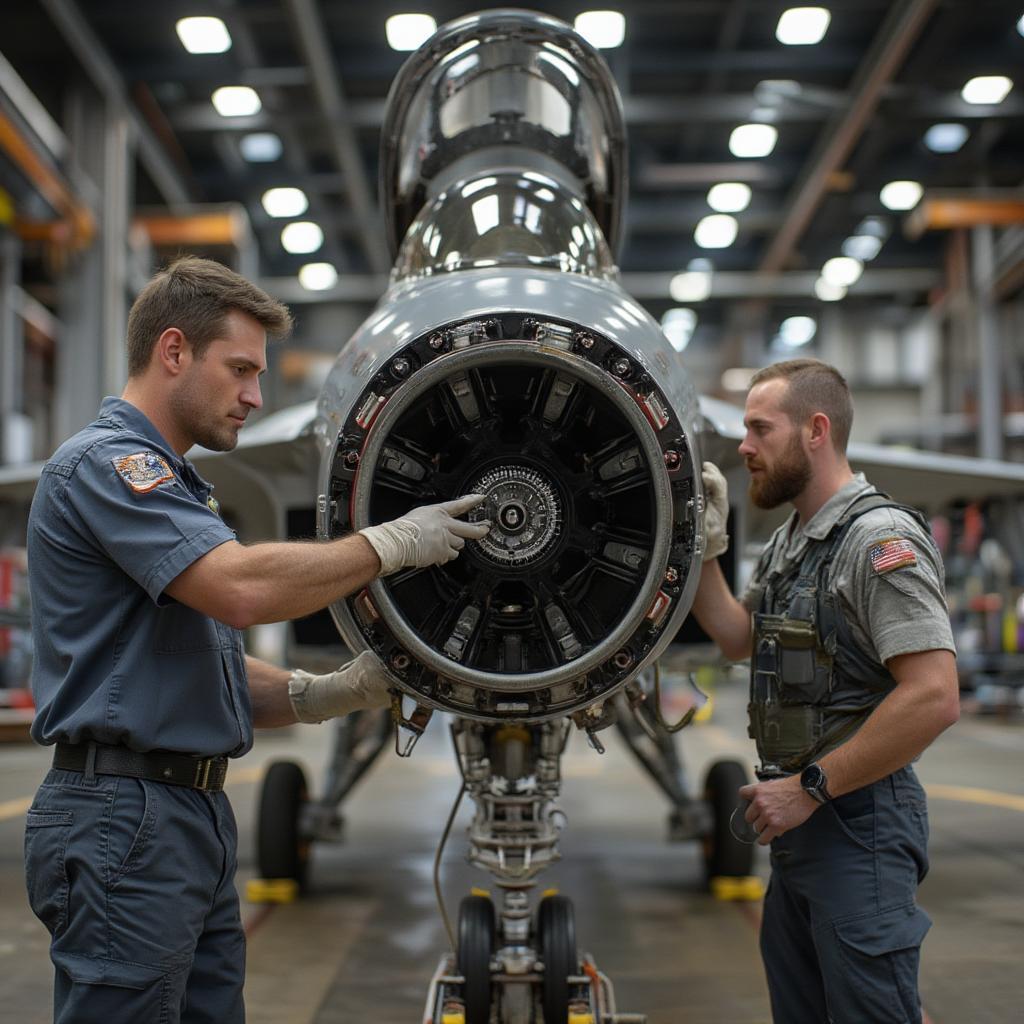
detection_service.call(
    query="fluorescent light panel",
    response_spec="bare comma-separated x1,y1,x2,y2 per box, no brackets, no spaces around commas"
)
281,221,323,254
669,269,712,303
842,235,882,261
694,214,738,249
386,14,437,51
814,278,846,301
261,188,308,218
729,123,778,158
821,256,862,287
574,11,626,48
212,86,261,117
707,182,751,212
176,17,231,54
240,133,281,162
775,7,831,45
299,263,338,291
960,75,1013,104
879,180,923,211
924,123,969,153
778,315,816,347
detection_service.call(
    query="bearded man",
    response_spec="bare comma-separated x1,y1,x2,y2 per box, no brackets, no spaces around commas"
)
690,358,959,1024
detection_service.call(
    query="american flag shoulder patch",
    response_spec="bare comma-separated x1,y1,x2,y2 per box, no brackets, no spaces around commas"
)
112,451,175,494
869,536,917,575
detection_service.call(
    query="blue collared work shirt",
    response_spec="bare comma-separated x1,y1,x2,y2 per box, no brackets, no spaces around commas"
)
27,397,253,757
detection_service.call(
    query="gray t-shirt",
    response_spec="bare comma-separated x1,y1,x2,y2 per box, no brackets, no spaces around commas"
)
741,474,956,666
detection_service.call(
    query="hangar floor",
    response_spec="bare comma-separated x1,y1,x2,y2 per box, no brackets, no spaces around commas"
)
1,678,1023,1023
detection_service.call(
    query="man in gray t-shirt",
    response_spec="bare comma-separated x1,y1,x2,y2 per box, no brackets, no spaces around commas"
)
691,358,958,1024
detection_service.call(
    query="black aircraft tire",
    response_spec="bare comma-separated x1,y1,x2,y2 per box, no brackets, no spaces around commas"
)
702,758,755,881
538,894,577,1024
256,760,310,888
457,895,495,1024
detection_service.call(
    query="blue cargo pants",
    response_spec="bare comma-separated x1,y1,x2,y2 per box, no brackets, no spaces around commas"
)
24,767,245,1024
761,765,932,1024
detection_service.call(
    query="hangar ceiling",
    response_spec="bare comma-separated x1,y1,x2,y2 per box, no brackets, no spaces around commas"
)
3,1,1024,337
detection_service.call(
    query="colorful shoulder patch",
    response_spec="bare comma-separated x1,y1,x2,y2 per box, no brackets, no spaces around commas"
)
868,537,917,575
112,452,175,494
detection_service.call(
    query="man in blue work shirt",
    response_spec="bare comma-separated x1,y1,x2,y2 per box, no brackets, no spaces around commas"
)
24,256,489,1023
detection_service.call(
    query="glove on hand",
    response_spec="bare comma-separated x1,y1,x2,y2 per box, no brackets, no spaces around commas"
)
701,461,729,562
359,493,491,576
288,650,394,724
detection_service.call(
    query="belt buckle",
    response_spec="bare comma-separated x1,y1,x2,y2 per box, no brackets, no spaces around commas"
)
193,757,215,790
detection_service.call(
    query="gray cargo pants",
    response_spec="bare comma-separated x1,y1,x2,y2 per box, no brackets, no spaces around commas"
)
761,765,932,1024
24,767,245,1024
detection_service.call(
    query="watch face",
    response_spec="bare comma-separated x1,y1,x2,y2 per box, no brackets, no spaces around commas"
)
801,764,824,789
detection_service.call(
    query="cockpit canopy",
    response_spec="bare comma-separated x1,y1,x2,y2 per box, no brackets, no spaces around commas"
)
392,170,616,281
379,9,628,263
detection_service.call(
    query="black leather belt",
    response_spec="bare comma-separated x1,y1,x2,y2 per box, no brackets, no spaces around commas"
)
53,742,229,792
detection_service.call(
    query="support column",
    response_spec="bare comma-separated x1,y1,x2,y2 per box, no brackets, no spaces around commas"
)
0,231,25,463
55,82,133,441
971,223,1003,461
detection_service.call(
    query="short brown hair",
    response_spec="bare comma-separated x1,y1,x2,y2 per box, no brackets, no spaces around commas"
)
126,256,293,376
749,358,853,453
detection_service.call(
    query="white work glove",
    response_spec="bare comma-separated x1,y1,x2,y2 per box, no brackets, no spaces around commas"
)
701,461,729,562
288,651,393,724
359,493,491,576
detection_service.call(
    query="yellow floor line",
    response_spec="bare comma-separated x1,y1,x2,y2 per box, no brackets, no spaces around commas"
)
925,782,1024,813
0,796,32,822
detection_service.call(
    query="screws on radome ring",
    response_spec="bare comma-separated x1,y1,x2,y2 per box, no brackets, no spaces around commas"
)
578,334,594,349
611,358,630,377
664,450,680,468
391,357,410,378
391,653,410,671
665,567,679,584
429,334,445,350
344,450,360,467
613,650,632,669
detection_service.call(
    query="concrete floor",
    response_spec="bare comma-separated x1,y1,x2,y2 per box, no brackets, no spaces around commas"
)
2,680,1023,1023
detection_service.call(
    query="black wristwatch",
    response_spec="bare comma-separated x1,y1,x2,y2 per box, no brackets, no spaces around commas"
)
800,762,832,804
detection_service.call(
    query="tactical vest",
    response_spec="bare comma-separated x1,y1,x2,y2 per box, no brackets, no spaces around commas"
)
748,492,929,775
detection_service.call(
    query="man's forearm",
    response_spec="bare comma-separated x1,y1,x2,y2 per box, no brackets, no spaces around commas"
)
819,650,960,798
245,654,297,728
234,533,381,626
690,559,753,661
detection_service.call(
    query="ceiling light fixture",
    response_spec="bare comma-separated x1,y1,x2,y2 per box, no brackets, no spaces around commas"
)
707,182,752,212
775,7,831,46
694,214,738,248
814,278,846,301
212,86,261,117
574,11,626,48
721,368,759,392
661,308,698,353
879,180,923,211
299,262,338,291
960,75,1013,105
841,235,883,261
239,133,282,162
669,260,713,302
821,256,862,287
1018,14,1024,37
262,188,309,218
385,14,437,51
778,315,817,347
729,123,778,158
855,216,889,239
281,221,324,254
924,123,969,153
176,16,232,54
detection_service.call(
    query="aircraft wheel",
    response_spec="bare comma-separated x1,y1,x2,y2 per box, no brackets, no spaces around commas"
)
457,895,495,1024
702,758,755,881
537,894,577,1024
256,760,310,888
